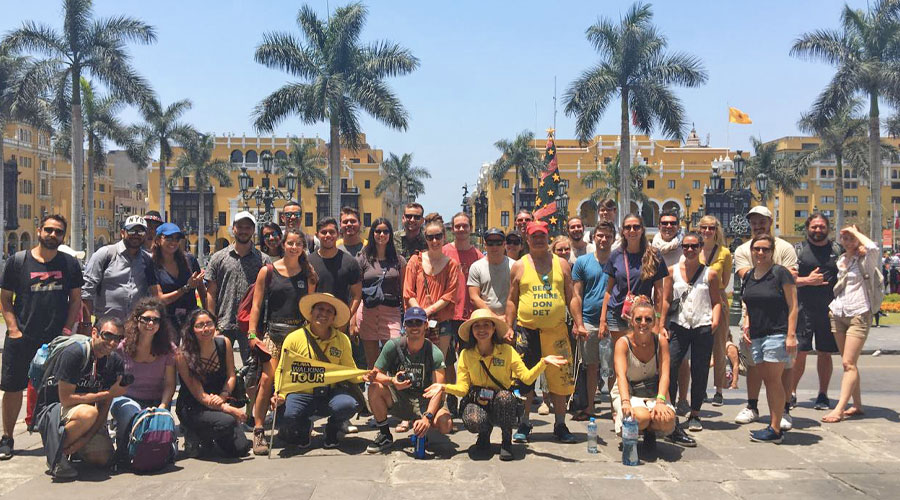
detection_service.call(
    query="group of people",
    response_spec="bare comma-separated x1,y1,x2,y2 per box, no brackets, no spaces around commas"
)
0,195,880,479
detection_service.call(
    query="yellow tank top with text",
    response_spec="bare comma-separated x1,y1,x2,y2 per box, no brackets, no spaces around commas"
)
517,254,566,328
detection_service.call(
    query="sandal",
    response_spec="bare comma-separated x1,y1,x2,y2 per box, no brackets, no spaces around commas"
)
572,411,596,422
395,420,410,432
822,413,845,423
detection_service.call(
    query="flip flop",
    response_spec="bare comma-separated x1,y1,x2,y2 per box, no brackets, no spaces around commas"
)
822,414,845,423
395,421,410,432
572,411,596,422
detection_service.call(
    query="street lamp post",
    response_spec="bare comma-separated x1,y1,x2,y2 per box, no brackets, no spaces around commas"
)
238,151,297,224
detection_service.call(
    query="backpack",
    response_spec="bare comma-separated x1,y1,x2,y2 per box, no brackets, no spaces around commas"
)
127,407,177,472
236,263,274,333
37,334,93,389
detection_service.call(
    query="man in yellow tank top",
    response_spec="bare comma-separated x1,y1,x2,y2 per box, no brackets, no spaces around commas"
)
506,220,577,444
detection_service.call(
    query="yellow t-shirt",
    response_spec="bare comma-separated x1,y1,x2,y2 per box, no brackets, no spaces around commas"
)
273,326,357,394
443,343,545,397
516,254,566,329
700,244,733,290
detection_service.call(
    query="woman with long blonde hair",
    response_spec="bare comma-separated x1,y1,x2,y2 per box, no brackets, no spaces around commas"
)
697,215,733,405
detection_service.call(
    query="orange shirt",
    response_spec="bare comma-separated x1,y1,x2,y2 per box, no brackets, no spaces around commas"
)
403,253,460,323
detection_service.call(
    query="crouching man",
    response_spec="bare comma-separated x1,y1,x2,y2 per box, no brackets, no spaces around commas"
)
364,307,453,453
35,317,128,480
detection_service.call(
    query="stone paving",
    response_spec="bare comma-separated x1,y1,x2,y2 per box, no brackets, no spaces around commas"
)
1,356,899,499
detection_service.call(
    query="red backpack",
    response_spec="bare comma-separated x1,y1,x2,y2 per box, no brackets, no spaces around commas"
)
236,263,273,333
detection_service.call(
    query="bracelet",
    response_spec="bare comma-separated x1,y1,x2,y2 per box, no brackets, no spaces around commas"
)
656,394,667,402
248,333,258,340
62,327,72,335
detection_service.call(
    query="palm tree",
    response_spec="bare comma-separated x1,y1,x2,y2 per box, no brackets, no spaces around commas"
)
132,97,196,217
791,0,900,245
563,2,707,225
252,2,419,219
581,154,652,206
54,78,137,255
745,137,805,203
489,130,543,213
276,138,327,206
2,0,156,251
376,152,431,206
795,100,869,228
169,133,232,264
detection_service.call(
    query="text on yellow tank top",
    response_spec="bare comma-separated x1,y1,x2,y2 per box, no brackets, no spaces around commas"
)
517,254,566,328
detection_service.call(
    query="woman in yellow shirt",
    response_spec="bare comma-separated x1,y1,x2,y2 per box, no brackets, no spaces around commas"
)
424,309,566,461
698,215,734,403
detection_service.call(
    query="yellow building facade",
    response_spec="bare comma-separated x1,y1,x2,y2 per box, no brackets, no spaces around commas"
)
2,122,115,255
146,133,401,255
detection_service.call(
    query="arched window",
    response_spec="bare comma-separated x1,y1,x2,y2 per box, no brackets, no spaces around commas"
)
20,232,30,251
245,150,258,164
230,150,244,164
820,169,827,178
828,169,834,178
260,149,272,160
844,169,851,178
275,150,288,161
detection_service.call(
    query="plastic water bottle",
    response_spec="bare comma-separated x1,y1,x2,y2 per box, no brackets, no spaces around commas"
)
622,416,639,466
28,344,50,385
410,434,427,459
587,417,598,454
598,337,613,378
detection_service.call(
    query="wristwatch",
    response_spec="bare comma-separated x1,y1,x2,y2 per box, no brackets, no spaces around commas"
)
423,411,435,423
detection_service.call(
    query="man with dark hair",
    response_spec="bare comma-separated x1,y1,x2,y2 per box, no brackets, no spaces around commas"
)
790,213,841,410
394,203,426,259
142,211,164,252
566,216,595,264
597,199,621,251
281,201,316,252
310,217,362,319
514,210,534,255
35,316,127,479
338,206,366,257
0,214,83,460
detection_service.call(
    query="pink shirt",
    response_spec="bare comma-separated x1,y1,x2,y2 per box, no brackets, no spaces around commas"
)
116,342,176,402
443,243,483,321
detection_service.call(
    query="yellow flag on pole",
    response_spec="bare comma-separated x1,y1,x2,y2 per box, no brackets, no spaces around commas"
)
276,349,368,396
729,107,752,124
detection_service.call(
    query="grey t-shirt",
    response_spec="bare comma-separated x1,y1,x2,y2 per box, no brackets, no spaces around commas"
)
205,245,264,331
467,256,514,315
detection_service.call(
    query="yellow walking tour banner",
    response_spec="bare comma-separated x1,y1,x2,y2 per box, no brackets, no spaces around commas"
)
728,107,752,124
276,348,368,396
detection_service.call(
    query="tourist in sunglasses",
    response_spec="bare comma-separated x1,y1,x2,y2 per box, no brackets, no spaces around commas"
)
150,223,206,334
394,202,427,259
259,222,284,262
505,232,524,260
697,215,734,404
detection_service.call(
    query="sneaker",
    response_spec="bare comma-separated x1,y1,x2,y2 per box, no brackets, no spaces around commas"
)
789,393,797,410
252,428,269,456
499,441,513,461
475,431,491,451
340,421,358,435
323,432,340,449
814,393,831,410
665,425,697,447
0,436,13,460
366,432,393,454
537,402,551,415
512,423,533,443
750,425,783,444
734,407,759,424
711,393,724,407
642,431,656,450
553,423,577,444
780,411,793,431
676,400,690,416
687,416,703,432
51,455,78,480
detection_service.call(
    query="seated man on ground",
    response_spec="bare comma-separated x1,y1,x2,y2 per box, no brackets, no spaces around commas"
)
364,307,453,453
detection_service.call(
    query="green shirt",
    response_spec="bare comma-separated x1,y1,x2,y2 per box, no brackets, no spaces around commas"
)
375,338,445,397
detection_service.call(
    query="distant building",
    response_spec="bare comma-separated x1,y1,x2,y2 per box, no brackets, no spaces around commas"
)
109,150,148,230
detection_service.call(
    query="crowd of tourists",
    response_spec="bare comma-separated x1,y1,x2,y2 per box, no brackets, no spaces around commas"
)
0,198,881,479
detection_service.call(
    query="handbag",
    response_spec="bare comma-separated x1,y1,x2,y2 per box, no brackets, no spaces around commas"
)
666,264,706,326
460,359,524,419
620,252,638,320
627,335,660,399
362,267,387,308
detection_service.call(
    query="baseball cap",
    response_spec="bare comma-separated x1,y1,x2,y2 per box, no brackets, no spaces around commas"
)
232,211,257,226
484,227,505,240
526,220,549,235
747,206,773,219
123,215,147,230
403,307,428,324
505,231,523,243
156,222,183,237
143,211,164,224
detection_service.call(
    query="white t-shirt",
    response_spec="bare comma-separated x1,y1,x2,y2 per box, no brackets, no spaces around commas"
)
467,256,514,315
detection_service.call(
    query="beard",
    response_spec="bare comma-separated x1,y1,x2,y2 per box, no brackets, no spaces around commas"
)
38,236,60,250
235,233,253,245
809,232,827,242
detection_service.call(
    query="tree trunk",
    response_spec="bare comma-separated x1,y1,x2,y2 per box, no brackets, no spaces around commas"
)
869,93,883,251
86,138,95,256
0,124,5,257
159,154,167,219
836,153,845,230
71,69,84,252
514,168,519,214
329,118,341,219
197,183,205,264
619,90,631,227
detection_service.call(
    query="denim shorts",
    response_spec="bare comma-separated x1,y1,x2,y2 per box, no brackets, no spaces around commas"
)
606,309,625,332
750,334,790,364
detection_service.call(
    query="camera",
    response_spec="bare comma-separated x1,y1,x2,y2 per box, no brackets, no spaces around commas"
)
396,371,417,385
119,373,135,387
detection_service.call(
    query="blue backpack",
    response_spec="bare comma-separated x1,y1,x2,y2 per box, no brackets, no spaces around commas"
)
128,407,177,472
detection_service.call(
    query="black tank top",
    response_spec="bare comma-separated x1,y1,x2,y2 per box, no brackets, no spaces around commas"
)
268,266,308,322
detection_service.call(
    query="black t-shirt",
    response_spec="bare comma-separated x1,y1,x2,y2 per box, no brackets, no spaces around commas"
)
39,342,126,406
309,250,361,304
742,264,795,339
153,253,202,319
0,251,84,342
796,240,841,307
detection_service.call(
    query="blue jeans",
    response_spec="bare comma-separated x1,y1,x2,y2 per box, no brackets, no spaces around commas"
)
110,396,162,455
281,391,358,440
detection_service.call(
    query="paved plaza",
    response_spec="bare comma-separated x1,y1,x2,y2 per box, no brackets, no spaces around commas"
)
1,328,899,499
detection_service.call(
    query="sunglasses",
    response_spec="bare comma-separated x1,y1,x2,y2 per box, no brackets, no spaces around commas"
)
623,224,642,231
42,227,65,236
100,330,124,342
282,212,301,219
405,319,425,327
659,220,679,227
752,246,773,253
126,229,147,236
633,316,654,324
263,232,281,240
404,214,423,220
506,239,522,245
485,240,505,247
425,233,443,241
373,229,391,235
699,225,717,231
138,315,161,325
682,243,702,250
193,321,215,330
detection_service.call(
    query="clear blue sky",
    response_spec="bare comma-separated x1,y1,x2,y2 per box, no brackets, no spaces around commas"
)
0,0,880,217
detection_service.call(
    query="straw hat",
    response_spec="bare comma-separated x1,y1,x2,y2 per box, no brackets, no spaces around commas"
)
299,293,351,328
457,308,508,343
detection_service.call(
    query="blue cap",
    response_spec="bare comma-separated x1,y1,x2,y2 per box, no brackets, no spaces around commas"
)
156,222,183,237
403,307,428,324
